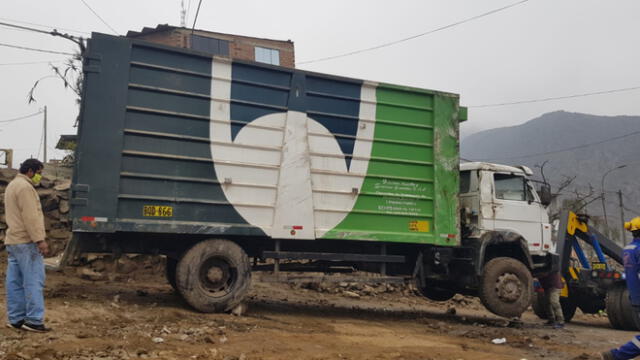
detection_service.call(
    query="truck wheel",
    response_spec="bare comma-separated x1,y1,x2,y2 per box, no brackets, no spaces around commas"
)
415,280,456,301
606,283,627,330
531,291,549,319
618,286,640,331
560,295,578,323
175,239,251,313
165,257,178,291
479,257,532,318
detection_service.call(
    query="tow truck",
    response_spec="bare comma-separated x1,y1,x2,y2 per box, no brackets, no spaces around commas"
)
531,211,636,329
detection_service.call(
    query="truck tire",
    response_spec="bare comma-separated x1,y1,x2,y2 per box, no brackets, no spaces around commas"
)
560,295,578,323
618,286,640,331
479,257,532,318
415,280,456,301
165,257,178,291
531,290,577,322
531,291,549,319
175,239,251,313
606,283,627,330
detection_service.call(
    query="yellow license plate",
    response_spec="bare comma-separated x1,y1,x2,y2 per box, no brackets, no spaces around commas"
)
143,205,173,217
592,262,606,270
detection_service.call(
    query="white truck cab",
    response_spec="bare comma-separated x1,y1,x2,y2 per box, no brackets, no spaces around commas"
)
460,162,553,256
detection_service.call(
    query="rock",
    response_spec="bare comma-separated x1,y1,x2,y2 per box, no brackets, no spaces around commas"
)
339,282,349,288
54,180,71,191
343,291,360,299
48,228,69,239
445,307,456,315
36,188,55,199
151,337,164,344
231,303,247,316
80,268,105,281
58,200,70,214
219,335,228,344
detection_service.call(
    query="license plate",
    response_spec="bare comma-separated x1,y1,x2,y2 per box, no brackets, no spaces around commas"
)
592,262,606,270
143,205,173,217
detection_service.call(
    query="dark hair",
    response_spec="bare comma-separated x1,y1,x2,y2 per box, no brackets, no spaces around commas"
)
19,158,44,174
633,230,640,239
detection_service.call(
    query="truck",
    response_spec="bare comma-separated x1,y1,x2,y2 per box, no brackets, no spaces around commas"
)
60,33,557,318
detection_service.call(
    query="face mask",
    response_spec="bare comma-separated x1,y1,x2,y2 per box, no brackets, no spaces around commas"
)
31,173,42,185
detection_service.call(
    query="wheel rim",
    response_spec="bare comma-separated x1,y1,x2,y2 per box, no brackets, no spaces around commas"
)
198,256,237,298
494,272,522,303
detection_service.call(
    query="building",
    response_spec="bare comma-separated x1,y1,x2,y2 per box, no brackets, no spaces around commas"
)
126,24,295,68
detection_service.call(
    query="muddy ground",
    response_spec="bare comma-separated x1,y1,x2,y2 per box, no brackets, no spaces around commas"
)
0,253,634,360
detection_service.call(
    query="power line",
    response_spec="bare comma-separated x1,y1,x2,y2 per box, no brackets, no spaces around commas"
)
298,0,529,65
0,60,64,66
0,42,74,56
0,17,89,35
469,85,640,108
466,130,640,161
191,0,203,33
0,111,43,124
79,0,119,35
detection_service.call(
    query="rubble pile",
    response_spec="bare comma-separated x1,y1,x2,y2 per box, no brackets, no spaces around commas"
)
0,168,73,256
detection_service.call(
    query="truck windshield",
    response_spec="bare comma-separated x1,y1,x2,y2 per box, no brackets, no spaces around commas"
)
494,174,526,201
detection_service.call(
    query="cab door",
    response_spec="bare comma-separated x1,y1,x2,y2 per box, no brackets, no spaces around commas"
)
490,173,544,251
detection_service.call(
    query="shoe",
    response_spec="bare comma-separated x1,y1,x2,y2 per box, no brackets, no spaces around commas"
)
543,320,554,326
22,323,51,333
5,320,24,330
553,322,565,329
600,350,615,360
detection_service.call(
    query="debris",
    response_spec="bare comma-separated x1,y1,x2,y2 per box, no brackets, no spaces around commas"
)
151,337,164,344
343,291,360,298
491,338,507,345
219,335,228,344
231,303,248,316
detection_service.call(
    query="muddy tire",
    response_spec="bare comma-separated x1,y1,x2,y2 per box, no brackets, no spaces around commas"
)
606,283,627,330
415,280,456,301
175,239,251,313
479,257,532,318
165,257,178,291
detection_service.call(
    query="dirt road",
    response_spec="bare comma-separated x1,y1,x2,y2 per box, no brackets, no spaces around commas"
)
0,255,634,360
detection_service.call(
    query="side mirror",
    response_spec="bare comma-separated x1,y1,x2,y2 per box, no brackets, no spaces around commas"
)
537,183,552,206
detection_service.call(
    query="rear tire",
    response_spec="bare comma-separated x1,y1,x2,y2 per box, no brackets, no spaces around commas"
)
479,257,532,318
531,290,578,322
531,291,549,319
175,239,251,313
606,283,627,330
165,257,178,291
415,280,456,301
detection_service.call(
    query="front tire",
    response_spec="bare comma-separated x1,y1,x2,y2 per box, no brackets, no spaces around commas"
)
479,257,532,318
175,239,251,313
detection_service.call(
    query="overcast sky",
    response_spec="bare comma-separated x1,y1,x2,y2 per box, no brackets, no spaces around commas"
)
1,0,639,165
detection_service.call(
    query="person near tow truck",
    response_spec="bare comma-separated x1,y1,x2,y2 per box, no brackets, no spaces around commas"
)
602,217,640,360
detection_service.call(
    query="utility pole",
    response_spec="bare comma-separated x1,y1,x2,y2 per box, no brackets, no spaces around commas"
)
619,190,626,245
43,105,47,163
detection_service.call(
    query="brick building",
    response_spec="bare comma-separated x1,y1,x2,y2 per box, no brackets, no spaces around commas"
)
126,24,295,68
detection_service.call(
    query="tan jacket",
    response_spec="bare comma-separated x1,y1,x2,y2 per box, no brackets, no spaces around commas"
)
4,173,46,245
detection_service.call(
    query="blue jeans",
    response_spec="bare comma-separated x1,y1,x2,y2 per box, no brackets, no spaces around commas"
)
5,243,46,325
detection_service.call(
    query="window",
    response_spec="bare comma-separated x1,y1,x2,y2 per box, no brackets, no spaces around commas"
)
494,174,526,201
460,171,471,193
190,35,229,56
255,46,280,65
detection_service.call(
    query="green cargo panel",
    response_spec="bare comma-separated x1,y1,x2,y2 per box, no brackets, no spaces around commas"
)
321,85,460,245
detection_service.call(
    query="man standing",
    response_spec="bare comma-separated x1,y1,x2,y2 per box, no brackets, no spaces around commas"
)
602,217,640,360
4,158,50,332
538,270,565,329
